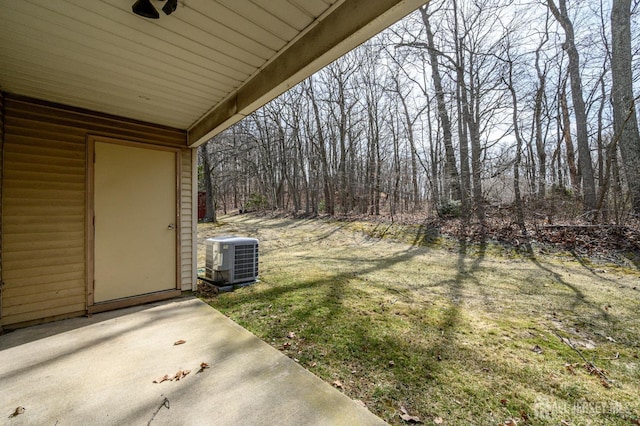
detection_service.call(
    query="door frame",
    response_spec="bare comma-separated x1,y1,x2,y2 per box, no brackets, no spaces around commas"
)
86,135,182,313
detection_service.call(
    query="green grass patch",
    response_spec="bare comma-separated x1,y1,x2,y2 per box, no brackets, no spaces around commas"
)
199,215,640,425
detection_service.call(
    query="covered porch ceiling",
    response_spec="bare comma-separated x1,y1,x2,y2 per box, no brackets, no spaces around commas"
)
0,0,426,147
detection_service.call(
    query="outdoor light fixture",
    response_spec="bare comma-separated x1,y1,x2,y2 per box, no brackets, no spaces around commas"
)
162,0,178,15
132,0,177,19
132,0,159,19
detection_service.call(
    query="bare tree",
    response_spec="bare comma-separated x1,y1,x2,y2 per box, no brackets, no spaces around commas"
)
547,0,597,214
199,142,216,222
419,5,462,204
611,0,640,214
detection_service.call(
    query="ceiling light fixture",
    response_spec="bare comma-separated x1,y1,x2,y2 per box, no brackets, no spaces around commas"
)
132,0,159,19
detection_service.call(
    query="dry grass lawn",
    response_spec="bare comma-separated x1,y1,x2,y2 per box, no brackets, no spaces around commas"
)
198,214,640,425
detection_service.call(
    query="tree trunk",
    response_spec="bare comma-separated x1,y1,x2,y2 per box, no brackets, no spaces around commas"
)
534,48,547,198
505,52,527,236
199,143,216,222
548,0,596,214
420,5,461,203
611,0,640,214
559,84,579,193
307,79,335,215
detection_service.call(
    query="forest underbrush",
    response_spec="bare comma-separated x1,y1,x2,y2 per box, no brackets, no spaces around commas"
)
250,207,640,269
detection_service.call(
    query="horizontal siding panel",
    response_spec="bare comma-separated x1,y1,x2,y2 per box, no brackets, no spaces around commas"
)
4,164,84,179
2,302,86,326
4,220,84,236
3,232,84,247
4,169,85,185
4,286,85,307
2,133,84,153
5,238,85,253
4,202,84,216
4,180,85,193
5,271,85,289
3,204,84,217
2,262,84,280
3,133,86,151
3,247,84,262
4,151,84,169
5,142,85,160
3,188,84,202
5,120,88,141
3,294,85,315
3,280,85,299
4,253,84,271
6,98,186,147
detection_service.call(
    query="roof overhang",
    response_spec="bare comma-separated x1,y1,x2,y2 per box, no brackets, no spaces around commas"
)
0,0,427,148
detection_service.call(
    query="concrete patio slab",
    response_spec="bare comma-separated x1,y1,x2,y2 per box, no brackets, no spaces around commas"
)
0,297,386,425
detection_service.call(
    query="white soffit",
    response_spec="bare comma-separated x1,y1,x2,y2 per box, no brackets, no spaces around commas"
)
0,0,426,143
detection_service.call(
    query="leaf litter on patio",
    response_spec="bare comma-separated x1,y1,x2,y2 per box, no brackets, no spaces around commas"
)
152,339,209,384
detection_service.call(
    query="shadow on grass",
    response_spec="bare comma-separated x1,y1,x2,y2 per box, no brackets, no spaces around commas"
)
204,217,639,424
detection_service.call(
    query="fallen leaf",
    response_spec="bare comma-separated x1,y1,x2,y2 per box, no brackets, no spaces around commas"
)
174,339,186,346
503,420,517,426
332,380,343,389
531,345,543,354
560,420,571,426
520,411,529,422
153,374,170,384
606,336,616,343
564,363,577,375
10,407,25,418
500,399,508,405
287,331,296,339
583,362,606,376
309,361,317,367
398,407,422,424
389,360,395,367
433,416,443,424
198,362,210,373
354,399,367,408
173,369,190,381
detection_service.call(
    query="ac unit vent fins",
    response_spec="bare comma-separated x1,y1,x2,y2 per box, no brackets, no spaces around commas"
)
233,244,259,280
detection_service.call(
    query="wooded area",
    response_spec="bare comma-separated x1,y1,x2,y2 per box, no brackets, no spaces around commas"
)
199,0,640,232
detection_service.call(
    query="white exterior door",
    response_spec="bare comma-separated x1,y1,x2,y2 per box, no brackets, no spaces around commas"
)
93,141,177,303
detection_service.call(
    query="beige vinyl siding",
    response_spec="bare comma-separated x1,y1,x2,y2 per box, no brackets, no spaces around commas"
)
0,91,4,322
2,101,86,325
180,149,194,291
1,95,187,326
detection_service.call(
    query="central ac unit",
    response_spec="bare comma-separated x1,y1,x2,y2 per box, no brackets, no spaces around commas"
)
205,236,259,285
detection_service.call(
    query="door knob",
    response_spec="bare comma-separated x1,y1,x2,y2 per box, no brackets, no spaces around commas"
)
168,223,175,230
